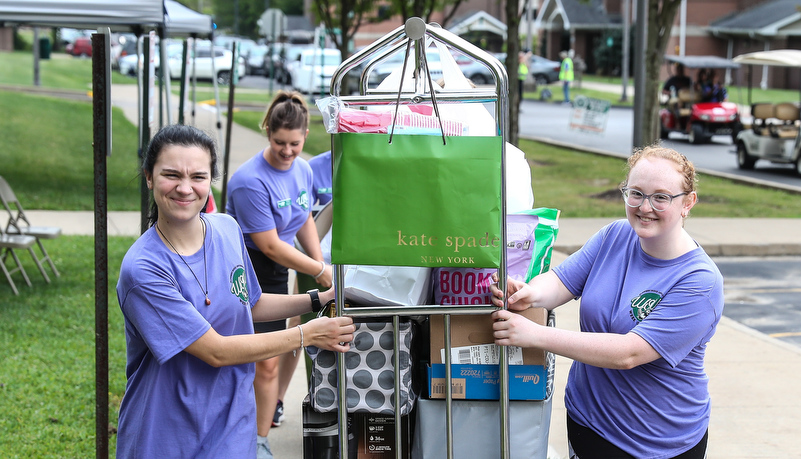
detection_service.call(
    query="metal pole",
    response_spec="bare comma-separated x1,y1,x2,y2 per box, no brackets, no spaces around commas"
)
632,0,648,148
91,31,110,459
179,41,188,125
220,42,237,213
33,28,41,86
621,0,630,102
140,35,152,234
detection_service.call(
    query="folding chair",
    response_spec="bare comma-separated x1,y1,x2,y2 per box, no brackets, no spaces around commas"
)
0,226,37,295
0,176,61,281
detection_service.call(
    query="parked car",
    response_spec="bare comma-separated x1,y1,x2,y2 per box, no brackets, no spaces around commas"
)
167,45,247,85
487,53,560,86
66,37,92,57
732,49,801,174
452,52,505,85
214,35,258,59
365,47,444,87
528,55,562,85
118,45,165,78
275,44,314,85
658,55,741,144
246,44,270,76
290,48,342,94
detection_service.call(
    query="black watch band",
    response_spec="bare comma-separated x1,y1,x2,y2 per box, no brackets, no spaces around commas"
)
307,289,322,313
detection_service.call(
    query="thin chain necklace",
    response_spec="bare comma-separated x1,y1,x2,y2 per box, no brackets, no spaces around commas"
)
156,217,210,306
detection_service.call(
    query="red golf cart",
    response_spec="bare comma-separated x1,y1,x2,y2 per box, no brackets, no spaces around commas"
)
659,55,742,144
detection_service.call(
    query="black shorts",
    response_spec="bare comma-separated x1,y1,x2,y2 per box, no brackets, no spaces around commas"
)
247,247,289,334
567,413,708,459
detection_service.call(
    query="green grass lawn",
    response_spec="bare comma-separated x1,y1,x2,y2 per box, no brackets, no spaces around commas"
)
0,91,141,211
0,51,133,90
0,236,131,458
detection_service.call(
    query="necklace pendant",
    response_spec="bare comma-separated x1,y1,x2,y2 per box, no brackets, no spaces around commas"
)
205,297,211,306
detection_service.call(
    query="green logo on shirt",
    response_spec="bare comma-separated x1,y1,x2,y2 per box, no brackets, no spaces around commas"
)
630,291,662,322
297,190,310,211
277,199,291,208
230,265,248,304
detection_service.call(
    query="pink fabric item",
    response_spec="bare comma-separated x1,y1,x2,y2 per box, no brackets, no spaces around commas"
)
337,108,466,136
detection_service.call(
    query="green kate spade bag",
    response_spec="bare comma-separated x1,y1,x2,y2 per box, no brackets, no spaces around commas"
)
331,132,503,268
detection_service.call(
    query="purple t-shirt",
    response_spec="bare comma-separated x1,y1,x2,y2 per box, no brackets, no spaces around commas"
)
226,151,313,250
116,213,262,458
552,219,723,458
308,150,333,205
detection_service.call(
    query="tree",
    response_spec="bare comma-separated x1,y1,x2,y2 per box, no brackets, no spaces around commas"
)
312,0,383,82
505,0,522,146
210,0,263,38
638,0,683,146
389,0,466,27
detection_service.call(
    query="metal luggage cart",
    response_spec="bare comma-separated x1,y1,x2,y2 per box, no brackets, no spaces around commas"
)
321,17,550,459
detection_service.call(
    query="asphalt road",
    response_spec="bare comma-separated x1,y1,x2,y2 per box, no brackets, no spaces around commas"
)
518,97,801,190
714,256,801,349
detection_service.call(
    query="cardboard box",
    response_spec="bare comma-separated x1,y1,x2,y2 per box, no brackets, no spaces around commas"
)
355,413,409,459
428,308,548,400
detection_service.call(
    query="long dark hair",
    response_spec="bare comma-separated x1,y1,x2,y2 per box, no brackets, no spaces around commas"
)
142,124,219,227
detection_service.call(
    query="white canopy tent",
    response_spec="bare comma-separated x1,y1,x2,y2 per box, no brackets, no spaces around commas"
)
0,0,164,29
165,0,212,36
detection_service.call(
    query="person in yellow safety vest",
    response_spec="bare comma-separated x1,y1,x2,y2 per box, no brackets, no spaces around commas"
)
518,50,531,111
559,50,574,104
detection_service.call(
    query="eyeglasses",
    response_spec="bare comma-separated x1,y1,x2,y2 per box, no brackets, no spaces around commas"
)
620,187,687,212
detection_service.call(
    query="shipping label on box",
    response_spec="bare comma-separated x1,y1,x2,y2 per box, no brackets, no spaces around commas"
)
427,363,547,400
441,343,525,365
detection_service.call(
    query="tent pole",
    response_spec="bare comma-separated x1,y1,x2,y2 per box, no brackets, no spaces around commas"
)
91,30,110,459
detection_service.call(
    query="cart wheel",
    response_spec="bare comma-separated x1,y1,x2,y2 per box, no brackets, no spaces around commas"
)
730,121,743,144
688,124,705,145
737,142,757,170
795,155,801,176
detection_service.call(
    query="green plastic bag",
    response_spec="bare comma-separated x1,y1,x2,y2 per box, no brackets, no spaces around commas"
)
514,208,561,281
331,132,503,268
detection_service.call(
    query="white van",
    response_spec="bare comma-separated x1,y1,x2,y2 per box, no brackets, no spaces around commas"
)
290,48,342,94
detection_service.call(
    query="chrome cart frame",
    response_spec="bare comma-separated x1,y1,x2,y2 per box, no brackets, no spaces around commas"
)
327,17,514,459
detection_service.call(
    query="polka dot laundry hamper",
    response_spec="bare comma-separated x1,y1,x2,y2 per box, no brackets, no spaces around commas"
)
306,320,417,415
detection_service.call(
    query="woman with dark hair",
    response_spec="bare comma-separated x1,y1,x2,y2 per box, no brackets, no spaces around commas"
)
226,91,332,457
115,124,353,458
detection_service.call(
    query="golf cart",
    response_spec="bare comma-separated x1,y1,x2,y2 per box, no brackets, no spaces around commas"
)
659,55,742,144
732,49,801,175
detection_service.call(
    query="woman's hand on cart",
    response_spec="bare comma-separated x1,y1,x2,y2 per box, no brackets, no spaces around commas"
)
489,273,532,311
491,309,541,348
304,316,355,353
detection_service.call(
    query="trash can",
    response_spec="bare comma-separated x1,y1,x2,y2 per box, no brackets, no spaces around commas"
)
39,37,51,59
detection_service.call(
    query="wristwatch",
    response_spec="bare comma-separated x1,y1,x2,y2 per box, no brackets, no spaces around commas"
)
307,289,322,313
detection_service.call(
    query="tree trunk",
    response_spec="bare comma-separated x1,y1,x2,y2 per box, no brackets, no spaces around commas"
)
638,0,682,147
506,0,521,146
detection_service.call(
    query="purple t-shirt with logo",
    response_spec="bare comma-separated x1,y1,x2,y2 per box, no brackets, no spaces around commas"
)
226,151,314,249
116,213,262,458
552,219,723,458
308,150,333,205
